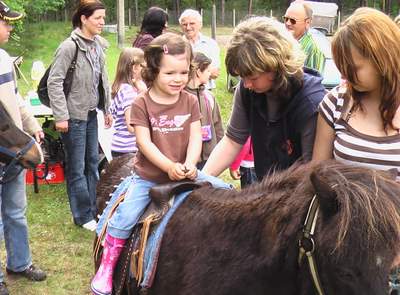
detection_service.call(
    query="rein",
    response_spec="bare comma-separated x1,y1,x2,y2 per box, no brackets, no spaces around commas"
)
298,194,325,295
0,138,36,184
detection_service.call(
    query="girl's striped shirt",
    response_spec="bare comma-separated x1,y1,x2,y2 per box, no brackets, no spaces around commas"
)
109,83,138,154
319,85,400,180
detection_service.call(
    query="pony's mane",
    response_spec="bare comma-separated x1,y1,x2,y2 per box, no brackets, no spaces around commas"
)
194,161,400,255
261,161,400,253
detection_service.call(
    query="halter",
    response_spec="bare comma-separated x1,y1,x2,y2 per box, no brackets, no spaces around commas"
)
0,138,36,184
298,194,325,295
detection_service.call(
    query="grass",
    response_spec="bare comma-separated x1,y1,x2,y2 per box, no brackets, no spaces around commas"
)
2,22,238,294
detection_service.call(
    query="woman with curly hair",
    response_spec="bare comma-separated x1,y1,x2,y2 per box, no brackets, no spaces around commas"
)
203,16,325,180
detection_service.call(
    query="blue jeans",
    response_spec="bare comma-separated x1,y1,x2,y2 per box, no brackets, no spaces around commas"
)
0,169,32,282
105,170,232,239
61,110,99,225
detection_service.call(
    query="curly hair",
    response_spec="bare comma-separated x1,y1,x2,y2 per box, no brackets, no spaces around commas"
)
332,7,400,130
225,16,305,95
142,32,193,86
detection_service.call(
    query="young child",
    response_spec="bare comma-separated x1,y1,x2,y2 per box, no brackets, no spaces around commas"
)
185,52,224,169
91,33,231,295
109,47,147,158
229,136,257,188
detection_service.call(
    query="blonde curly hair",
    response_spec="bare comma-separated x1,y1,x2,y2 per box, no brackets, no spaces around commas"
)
225,16,305,94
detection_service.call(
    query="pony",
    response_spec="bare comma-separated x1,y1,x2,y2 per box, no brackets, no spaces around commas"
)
0,100,43,169
95,160,400,295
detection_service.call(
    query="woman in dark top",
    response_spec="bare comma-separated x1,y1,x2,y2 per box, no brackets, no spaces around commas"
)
203,16,325,180
132,7,168,49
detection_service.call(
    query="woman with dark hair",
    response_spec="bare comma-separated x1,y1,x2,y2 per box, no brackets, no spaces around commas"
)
47,0,112,231
132,6,168,49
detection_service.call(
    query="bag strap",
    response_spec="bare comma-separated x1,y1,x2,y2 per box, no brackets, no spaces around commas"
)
69,39,79,71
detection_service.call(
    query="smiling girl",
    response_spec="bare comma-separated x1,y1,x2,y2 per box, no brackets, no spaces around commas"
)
91,33,231,295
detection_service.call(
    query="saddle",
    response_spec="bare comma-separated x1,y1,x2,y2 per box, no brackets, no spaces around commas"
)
94,180,211,295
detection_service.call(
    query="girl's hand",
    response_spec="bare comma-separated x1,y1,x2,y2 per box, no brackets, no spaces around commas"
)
183,163,197,180
167,162,186,181
229,168,241,180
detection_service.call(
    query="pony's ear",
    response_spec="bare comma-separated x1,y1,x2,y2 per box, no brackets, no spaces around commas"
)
310,171,339,219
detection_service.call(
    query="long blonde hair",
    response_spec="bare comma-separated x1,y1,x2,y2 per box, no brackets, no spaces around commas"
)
111,47,144,98
332,7,400,130
225,16,305,95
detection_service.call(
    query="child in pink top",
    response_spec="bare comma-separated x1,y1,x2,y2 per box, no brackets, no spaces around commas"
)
229,136,257,188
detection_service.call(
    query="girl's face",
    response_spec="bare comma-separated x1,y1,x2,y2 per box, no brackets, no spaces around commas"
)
81,9,106,38
153,53,190,98
197,64,212,85
349,45,380,93
132,63,143,81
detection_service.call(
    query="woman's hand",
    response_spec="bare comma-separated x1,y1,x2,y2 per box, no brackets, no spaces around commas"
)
167,162,186,181
55,120,69,133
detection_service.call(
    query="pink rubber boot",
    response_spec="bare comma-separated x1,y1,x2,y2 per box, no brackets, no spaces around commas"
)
91,234,126,295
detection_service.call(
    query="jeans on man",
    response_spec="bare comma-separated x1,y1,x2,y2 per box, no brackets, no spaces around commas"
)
61,110,99,225
0,169,32,282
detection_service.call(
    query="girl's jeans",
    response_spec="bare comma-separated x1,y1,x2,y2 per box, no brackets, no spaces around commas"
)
97,170,232,239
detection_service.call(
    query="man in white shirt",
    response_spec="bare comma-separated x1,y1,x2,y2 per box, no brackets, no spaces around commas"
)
179,9,220,89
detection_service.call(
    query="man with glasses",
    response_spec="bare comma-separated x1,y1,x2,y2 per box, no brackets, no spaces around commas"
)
283,1,325,73
0,2,46,294
179,9,220,90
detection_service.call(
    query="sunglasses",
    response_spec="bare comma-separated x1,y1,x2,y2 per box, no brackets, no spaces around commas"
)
282,16,309,25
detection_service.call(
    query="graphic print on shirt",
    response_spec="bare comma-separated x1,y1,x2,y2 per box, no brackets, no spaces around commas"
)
150,114,191,133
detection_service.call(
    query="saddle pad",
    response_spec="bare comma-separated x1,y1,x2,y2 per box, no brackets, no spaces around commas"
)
140,190,192,288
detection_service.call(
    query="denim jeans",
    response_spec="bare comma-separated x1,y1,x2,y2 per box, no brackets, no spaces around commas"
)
0,169,32,282
61,110,99,225
106,170,232,239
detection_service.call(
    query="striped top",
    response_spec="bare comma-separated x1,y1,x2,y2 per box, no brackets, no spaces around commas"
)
109,83,138,153
319,86,400,179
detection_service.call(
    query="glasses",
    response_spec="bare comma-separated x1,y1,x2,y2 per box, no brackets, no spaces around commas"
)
282,16,309,25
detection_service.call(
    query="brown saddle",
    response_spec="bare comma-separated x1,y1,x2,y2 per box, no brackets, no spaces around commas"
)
94,180,211,295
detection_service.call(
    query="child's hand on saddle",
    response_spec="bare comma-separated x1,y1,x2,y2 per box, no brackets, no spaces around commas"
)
167,162,186,181
183,163,197,180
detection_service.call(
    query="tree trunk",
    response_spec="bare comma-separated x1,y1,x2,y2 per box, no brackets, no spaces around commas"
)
248,0,253,14
221,0,225,26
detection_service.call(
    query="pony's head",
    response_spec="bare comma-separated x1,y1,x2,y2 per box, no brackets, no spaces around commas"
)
0,101,43,168
301,162,400,295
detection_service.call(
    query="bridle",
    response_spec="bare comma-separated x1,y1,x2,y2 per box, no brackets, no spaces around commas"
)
298,194,325,295
0,137,36,184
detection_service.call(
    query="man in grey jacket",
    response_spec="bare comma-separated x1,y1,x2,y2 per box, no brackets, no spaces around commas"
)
0,2,46,294
47,0,112,231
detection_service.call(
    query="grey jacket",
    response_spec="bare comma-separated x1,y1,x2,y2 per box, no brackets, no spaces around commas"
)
47,28,111,122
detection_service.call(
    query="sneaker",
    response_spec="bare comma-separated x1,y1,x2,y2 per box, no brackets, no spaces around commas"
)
6,264,47,281
82,219,97,231
0,282,9,295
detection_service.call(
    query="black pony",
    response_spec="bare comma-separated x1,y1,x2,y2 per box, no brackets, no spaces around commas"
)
96,159,400,295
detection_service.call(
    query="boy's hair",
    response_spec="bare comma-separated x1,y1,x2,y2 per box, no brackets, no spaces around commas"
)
142,32,193,86
192,52,212,73
332,7,400,130
111,47,144,98
225,16,304,95
72,0,105,29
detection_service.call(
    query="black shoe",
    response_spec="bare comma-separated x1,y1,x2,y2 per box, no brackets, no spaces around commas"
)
6,264,47,281
0,282,9,295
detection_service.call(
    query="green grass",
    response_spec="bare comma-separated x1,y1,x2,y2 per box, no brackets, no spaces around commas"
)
1,22,238,294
